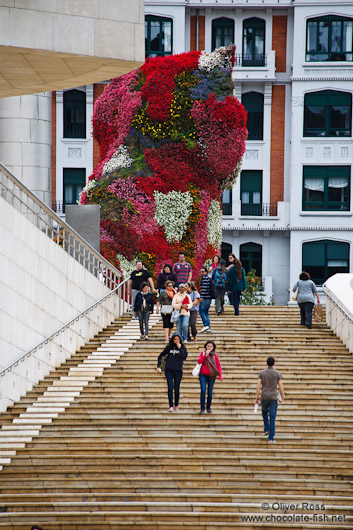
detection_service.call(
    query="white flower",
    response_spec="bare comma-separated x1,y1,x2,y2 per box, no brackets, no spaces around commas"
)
79,179,97,202
116,254,137,280
198,44,234,72
103,145,133,176
207,200,222,249
154,190,193,242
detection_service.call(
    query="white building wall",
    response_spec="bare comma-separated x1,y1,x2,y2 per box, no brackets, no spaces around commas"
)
0,93,52,205
0,197,111,371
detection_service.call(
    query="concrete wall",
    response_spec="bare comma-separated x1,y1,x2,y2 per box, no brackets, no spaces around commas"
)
0,196,111,371
325,274,353,354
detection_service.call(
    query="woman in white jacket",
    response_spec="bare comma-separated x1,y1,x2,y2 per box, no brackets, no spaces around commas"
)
172,283,193,342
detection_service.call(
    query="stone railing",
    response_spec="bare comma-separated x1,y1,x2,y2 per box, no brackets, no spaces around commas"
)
323,274,353,354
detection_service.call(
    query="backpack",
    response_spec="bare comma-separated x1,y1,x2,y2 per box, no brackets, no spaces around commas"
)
214,269,226,289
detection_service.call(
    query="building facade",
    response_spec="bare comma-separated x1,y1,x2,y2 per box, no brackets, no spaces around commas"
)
51,0,353,305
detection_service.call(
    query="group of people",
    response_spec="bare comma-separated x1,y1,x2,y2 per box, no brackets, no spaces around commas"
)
128,251,247,342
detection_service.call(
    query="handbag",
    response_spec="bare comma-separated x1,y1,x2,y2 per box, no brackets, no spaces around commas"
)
161,305,173,315
171,309,180,323
192,362,201,377
160,354,168,372
292,287,298,301
313,304,323,322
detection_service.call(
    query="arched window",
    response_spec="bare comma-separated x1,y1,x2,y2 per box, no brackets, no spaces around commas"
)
240,242,262,277
63,90,86,138
145,15,173,58
304,90,352,137
302,240,350,285
243,18,265,66
306,15,353,62
242,92,264,140
212,18,234,51
221,242,232,263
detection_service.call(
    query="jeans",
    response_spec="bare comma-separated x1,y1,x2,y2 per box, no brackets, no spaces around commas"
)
261,399,278,441
137,311,149,336
199,299,211,328
177,314,190,342
131,289,139,316
199,374,216,411
232,290,241,316
165,369,183,407
215,292,225,313
298,302,314,327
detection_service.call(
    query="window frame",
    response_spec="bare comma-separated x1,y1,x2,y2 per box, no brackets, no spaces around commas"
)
145,15,173,58
221,187,233,216
240,170,263,216
212,17,235,51
302,166,351,212
242,17,266,67
63,168,86,213
302,239,350,285
240,242,262,278
242,92,264,140
304,90,352,137
306,15,353,62
63,89,86,139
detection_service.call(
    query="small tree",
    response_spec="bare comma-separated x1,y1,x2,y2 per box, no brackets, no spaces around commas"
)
240,269,274,306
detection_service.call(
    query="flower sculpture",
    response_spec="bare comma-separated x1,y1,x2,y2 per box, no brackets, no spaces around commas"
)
81,44,247,279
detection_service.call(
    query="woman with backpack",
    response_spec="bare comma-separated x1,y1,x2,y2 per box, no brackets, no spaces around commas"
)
211,259,229,315
156,280,177,343
133,282,154,339
156,332,188,412
196,340,223,414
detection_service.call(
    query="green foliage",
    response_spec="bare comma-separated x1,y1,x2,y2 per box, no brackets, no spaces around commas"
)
240,269,274,306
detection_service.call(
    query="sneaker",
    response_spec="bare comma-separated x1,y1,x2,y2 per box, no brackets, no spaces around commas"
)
145,336,149,340
140,335,145,339
131,316,138,321
199,409,205,414
262,431,269,437
168,407,174,412
268,439,276,443
200,326,209,333
207,328,213,333
193,336,197,341
174,406,179,412
207,408,212,414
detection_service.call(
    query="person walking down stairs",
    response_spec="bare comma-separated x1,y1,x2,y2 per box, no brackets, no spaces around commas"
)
199,267,213,333
255,356,285,443
157,332,188,412
133,282,154,340
211,259,229,315
197,341,223,414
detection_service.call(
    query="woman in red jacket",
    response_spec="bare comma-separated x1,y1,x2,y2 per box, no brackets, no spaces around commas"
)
197,341,222,414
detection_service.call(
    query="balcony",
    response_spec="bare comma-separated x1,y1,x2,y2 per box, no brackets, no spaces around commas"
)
241,203,278,216
52,201,76,215
232,50,275,81
222,203,233,216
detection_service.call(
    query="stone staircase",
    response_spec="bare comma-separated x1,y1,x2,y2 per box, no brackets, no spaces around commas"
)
0,306,353,529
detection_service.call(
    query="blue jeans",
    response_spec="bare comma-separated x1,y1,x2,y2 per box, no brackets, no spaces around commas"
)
165,370,183,407
261,399,278,441
177,314,190,342
199,374,215,411
199,299,211,328
137,311,150,336
232,290,241,316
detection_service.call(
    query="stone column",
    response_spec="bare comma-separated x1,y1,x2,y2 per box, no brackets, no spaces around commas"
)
0,92,52,205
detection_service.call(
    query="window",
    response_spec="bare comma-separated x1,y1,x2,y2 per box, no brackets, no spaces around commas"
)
306,16,353,62
241,171,262,216
242,92,264,140
221,188,232,215
303,166,350,211
221,242,232,263
145,15,172,58
243,18,265,66
304,90,352,137
302,240,349,285
63,90,86,139
240,242,262,277
63,168,86,212
212,18,234,51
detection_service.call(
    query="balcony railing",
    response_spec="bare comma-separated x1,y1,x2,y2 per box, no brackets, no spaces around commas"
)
241,203,278,216
222,203,233,216
234,54,267,67
52,200,76,214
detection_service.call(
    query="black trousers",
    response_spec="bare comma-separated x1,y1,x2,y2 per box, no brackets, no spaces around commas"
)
298,302,314,328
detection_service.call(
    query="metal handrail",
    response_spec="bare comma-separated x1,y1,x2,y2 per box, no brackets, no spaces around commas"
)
0,278,129,377
0,161,121,290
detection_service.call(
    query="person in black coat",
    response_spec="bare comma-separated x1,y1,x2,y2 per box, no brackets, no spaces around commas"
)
156,264,179,290
156,331,188,412
133,282,154,339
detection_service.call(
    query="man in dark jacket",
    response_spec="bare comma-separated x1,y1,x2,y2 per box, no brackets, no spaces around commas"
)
199,267,213,333
211,259,229,315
